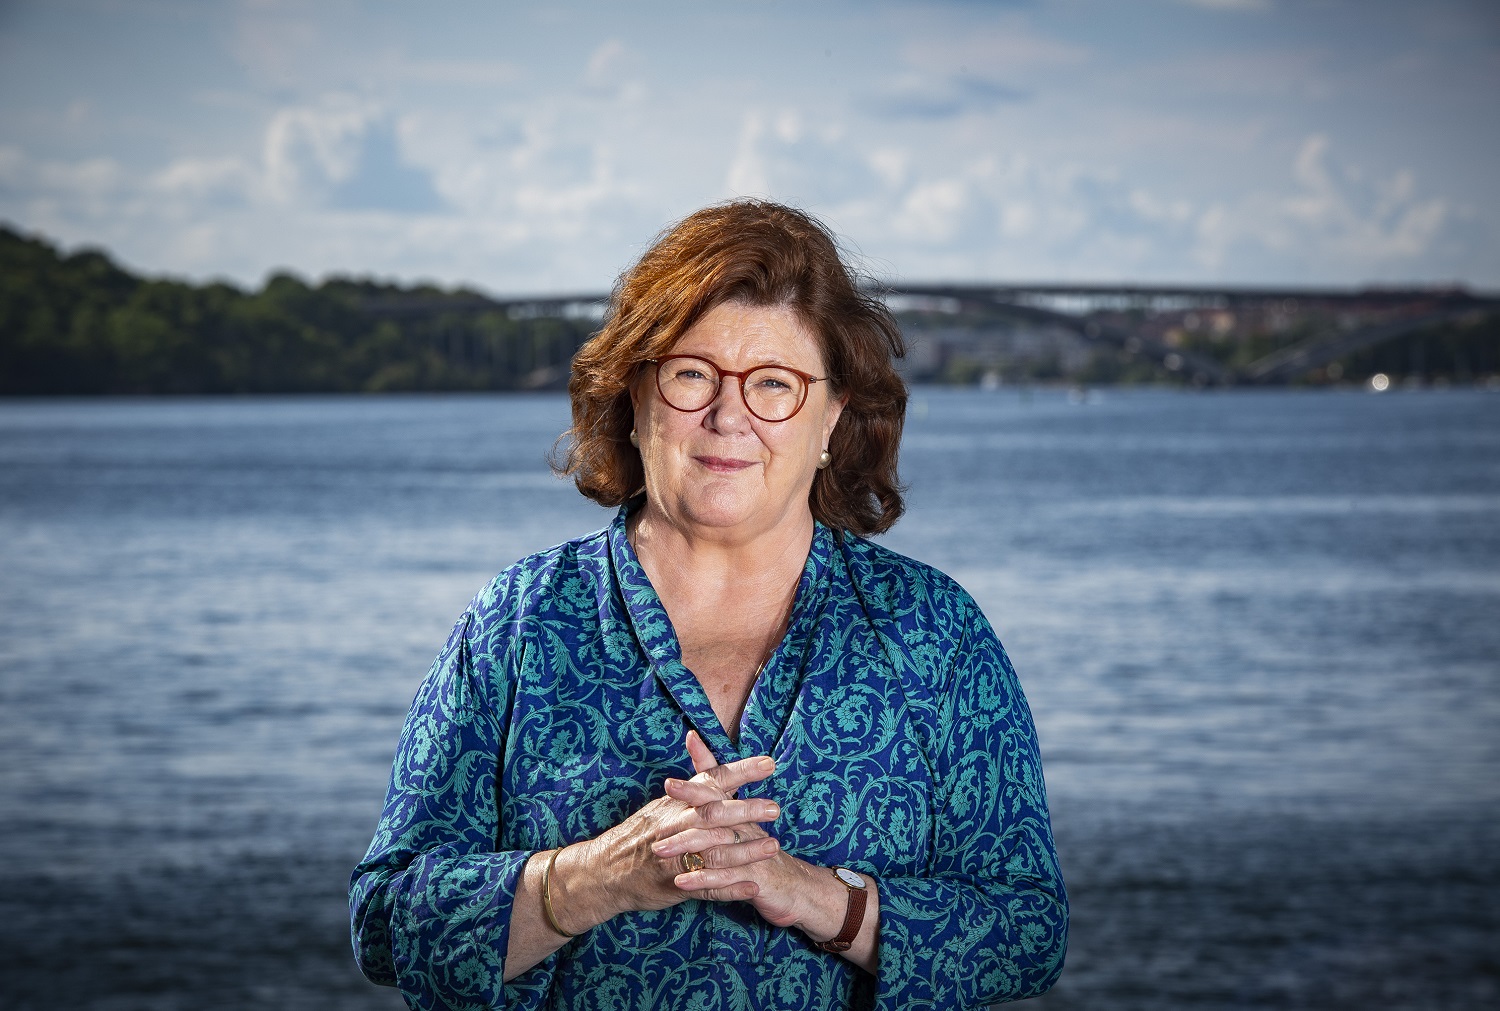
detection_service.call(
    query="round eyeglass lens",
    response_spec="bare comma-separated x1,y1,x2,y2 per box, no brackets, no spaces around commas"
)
656,358,720,411
742,367,805,421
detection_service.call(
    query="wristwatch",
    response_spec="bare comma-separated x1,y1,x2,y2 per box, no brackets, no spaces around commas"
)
812,867,868,953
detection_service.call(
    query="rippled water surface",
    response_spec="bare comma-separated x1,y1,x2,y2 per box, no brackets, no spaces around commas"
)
2,388,1497,1009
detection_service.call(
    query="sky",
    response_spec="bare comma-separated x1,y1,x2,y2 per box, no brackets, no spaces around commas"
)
1,0,1497,295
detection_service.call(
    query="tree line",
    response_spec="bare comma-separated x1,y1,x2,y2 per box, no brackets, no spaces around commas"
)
5,224,1496,395
0,225,598,395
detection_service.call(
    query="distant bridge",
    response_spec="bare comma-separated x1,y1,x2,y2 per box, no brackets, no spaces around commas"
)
357,283,1500,387
886,283,1500,386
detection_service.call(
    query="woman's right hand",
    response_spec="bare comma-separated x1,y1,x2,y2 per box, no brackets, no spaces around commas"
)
546,732,783,931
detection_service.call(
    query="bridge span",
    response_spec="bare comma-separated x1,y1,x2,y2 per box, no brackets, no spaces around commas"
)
357,282,1500,387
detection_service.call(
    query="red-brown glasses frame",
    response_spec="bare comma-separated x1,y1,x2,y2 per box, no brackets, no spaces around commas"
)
645,354,830,422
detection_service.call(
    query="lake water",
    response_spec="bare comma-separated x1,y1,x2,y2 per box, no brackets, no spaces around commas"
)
1,388,1497,1009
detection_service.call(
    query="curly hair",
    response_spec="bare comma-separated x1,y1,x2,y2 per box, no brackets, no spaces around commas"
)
556,199,906,536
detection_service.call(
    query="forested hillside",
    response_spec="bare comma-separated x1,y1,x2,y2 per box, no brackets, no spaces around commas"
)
0,226,597,395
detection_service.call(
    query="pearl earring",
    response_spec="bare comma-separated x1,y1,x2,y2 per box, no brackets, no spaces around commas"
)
817,449,831,469
629,429,640,448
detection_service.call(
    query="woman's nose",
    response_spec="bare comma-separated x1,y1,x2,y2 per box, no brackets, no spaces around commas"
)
705,376,752,429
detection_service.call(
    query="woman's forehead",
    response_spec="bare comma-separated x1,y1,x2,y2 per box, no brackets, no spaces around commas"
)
670,302,823,368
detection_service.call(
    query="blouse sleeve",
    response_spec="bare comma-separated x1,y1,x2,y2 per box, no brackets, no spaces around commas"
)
872,585,1069,1009
349,610,548,1009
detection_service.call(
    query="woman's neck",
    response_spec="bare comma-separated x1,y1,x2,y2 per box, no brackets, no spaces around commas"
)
628,503,813,616
628,503,812,741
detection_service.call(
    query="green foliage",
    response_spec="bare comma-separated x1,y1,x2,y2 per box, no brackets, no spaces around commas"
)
0,226,599,395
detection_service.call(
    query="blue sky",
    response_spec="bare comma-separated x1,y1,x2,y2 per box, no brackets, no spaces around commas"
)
1,0,1496,293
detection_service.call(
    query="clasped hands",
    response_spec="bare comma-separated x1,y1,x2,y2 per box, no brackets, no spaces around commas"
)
559,730,812,933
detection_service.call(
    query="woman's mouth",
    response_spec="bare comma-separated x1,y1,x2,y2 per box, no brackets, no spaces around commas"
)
694,455,755,473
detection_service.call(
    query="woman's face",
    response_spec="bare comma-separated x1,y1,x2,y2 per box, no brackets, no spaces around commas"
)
631,301,845,542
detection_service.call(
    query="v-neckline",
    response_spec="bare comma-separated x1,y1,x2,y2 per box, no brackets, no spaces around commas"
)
607,506,834,764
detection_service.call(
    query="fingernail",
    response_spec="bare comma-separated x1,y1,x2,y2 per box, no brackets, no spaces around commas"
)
663,778,681,790
758,757,776,773
651,840,669,854
766,803,781,819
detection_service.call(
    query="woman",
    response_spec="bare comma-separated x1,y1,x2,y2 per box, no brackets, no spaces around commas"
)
351,200,1067,1010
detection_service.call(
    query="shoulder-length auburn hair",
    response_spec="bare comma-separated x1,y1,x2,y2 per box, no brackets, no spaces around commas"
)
557,199,906,536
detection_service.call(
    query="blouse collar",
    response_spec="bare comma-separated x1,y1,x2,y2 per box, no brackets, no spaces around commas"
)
606,504,835,763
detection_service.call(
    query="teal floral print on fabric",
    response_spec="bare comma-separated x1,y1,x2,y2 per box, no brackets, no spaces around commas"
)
351,507,1067,1009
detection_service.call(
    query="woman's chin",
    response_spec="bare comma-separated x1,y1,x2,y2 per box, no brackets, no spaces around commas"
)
679,504,760,533
666,488,781,535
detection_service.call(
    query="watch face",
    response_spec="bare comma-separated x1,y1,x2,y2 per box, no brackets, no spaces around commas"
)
835,867,865,889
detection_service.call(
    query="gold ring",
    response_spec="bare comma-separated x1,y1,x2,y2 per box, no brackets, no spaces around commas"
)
680,851,705,873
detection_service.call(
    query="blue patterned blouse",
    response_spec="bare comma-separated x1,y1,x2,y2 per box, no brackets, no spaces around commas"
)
351,507,1067,1010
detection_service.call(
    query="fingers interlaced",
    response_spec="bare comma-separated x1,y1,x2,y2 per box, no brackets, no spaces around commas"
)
705,835,780,868
697,797,779,829
700,881,761,902
675,861,766,899
658,825,777,862
664,777,726,807
666,758,777,810
658,736,782,899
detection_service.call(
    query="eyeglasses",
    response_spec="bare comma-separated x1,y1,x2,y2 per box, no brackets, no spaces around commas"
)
646,354,829,423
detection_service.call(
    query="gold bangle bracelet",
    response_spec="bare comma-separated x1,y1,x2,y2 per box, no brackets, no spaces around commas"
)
541,847,577,938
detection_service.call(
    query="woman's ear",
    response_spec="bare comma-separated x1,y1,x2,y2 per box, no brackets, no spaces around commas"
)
823,392,848,445
628,369,644,419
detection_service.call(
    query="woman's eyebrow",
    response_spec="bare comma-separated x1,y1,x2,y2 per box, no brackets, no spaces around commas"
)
737,350,800,368
676,351,800,370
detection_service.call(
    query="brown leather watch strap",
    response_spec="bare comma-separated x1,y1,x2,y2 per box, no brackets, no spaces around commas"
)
813,867,868,953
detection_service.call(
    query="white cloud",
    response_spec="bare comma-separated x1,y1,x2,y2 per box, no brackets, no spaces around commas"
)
725,109,884,210
715,114,1464,285
0,107,1471,291
0,147,128,221
1192,135,1450,272
578,38,650,105
892,178,972,243
584,39,631,90
151,156,259,207
263,97,380,202
0,0,1492,290
726,112,772,196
